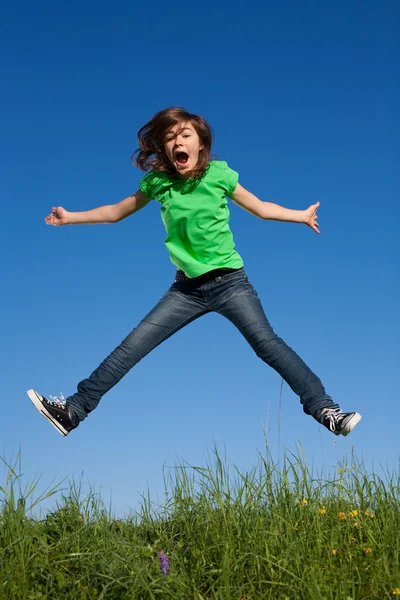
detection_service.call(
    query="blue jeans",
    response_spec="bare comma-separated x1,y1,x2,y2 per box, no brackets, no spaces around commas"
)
66,268,338,426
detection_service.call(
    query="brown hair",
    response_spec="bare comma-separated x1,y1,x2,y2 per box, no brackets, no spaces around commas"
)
132,107,214,179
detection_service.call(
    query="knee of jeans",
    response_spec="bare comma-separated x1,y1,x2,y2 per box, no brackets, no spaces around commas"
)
252,334,281,358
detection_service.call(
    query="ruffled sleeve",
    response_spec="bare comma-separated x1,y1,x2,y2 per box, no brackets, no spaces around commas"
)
211,161,239,197
138,171,171,201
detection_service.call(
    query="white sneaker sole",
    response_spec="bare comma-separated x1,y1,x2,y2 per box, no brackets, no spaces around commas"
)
27,389,69,437
339,412,362,436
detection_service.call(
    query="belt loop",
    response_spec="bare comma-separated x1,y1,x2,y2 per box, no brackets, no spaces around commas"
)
174,270,188,283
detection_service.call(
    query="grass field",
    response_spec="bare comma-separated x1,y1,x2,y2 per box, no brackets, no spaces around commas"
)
1,447,399,599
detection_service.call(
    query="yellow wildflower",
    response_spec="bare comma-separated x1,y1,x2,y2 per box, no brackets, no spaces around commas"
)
318,507,327,515
348,510,358,518
331,549,337,556
363,547,372,555
392,590,400,596
337,512,347,520
301,498,308,505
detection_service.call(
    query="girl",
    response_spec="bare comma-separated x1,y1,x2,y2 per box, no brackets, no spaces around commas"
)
27,107,361,438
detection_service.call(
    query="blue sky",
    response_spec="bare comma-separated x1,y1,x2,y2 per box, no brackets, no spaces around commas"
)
1,0,399,515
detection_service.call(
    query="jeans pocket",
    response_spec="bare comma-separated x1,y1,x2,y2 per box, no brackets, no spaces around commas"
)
242,273,258,297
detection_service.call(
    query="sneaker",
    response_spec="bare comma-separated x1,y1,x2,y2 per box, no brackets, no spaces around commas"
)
320,409,362,436
27,389,74,437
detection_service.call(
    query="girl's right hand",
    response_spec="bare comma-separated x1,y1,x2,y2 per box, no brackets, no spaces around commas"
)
45,206,69,226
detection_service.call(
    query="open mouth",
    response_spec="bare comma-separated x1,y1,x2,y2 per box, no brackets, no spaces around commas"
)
175,152,189,165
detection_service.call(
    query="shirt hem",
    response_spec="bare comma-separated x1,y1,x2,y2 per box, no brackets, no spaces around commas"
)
176,259,245,279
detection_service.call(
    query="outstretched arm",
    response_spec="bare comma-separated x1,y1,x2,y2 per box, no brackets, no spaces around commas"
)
45,190,151,226
229,183,320,234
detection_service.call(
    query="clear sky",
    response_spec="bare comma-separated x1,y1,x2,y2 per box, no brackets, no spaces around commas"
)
1,0,399,515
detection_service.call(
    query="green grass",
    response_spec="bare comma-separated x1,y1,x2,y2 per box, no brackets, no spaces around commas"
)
0,448,399,600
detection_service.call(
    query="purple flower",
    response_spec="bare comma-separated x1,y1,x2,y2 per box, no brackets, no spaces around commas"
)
158,550,169,576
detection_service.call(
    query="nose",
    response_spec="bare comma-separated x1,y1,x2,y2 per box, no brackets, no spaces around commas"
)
174,137,183,148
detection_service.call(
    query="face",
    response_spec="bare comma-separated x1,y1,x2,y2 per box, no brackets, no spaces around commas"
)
163,121,204,177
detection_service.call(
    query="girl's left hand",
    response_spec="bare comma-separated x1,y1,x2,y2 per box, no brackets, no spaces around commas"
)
304,202,320,234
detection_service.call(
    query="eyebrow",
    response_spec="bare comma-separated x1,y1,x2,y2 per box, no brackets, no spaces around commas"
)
165,127,193,137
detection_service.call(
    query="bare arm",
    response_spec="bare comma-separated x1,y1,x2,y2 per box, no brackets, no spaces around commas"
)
45,190,151,226
229,183,320,234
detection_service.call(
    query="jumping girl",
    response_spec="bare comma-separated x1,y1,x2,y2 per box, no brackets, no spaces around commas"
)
27,107,361,438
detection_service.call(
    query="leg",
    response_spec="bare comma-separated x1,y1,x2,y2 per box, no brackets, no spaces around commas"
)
211,272,338,418
67,285,209,425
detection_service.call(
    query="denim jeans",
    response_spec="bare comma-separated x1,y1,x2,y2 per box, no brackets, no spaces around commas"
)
66,268,338,426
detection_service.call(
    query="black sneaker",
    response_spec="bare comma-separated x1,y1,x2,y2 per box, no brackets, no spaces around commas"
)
27,389,75,437
320,409,361,436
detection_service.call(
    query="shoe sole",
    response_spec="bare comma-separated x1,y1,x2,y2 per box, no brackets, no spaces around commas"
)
27,389,69,437
339,412,362,436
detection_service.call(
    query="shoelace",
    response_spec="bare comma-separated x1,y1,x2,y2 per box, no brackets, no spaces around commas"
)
49,393,66,406
323,409,342,431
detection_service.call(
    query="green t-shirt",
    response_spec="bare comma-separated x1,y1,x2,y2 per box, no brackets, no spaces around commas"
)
139,160,244,278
